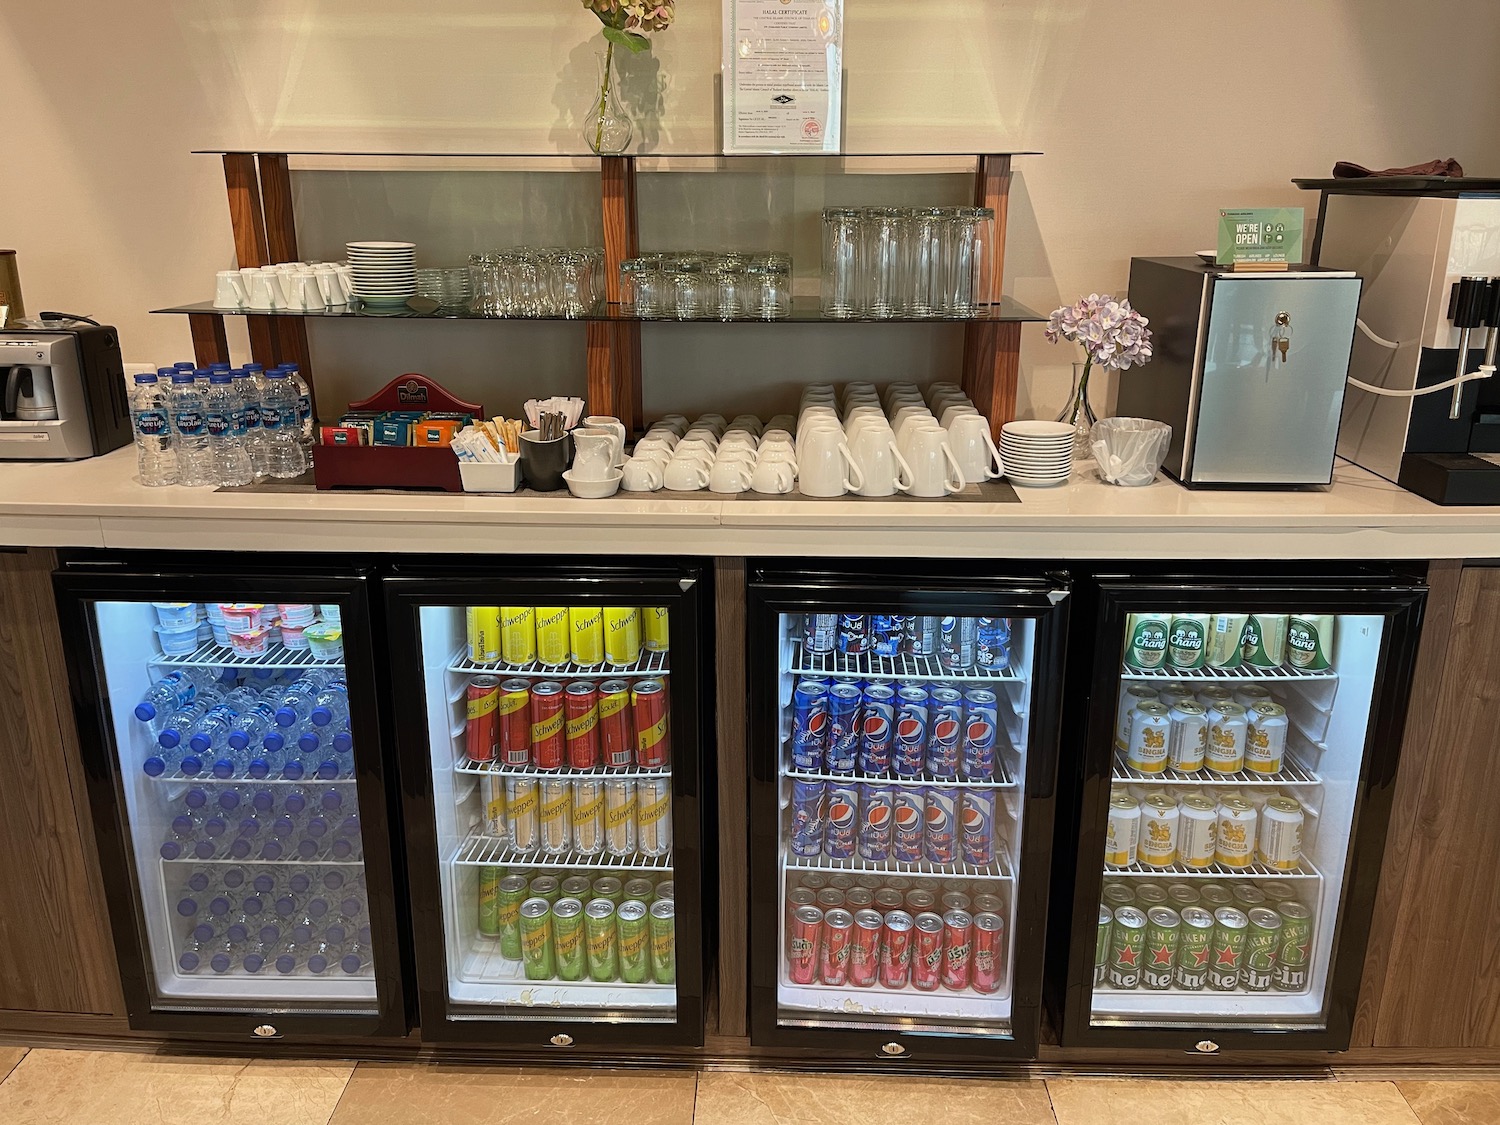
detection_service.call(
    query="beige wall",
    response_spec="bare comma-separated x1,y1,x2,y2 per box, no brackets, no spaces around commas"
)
4,1,1499,420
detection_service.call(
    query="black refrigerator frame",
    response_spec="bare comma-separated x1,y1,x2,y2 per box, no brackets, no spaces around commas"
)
1048,569,1427,1053
52,551,410,1040
746,561,1069,1062
382,559,711,1049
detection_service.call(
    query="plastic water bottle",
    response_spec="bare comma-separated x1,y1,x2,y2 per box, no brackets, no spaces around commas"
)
229,367,264,479
135,669,218,726
275,671,333,729
260,368,308,479
159,813,202,860
309,679,349,728
229,699,279,750
169,371,211,486
131,372,178,486
204,370,254,486
241,363,270,477
283,363,315,450
340,933,372,975
332,730,356,778
191,704,241,756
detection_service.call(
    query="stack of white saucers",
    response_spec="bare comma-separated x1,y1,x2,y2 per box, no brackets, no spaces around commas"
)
1000,420,1075,487
346,241,417,308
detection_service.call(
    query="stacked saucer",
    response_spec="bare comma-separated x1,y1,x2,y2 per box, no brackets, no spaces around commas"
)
1000,420,1075,487
346,241,416,308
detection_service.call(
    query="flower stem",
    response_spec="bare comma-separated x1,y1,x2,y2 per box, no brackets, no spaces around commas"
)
1070,359,1092,426
595,39,614,154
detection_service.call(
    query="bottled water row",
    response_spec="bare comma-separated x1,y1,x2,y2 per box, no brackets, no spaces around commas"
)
159,803,363,863
131,360,314,488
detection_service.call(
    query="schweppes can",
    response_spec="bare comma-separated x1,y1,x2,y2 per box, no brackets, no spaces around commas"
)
572,780,605,855
467,606,501,663
1124,612,1169,670
637,777,672,857
605,779,637,856
632,678,670,768
535,607,570,667
643,606,671,652
569,606,605,667
481,775,507,838
477,865,502,937
500,606,536,665
604,606,642,666
1286,614,1336,671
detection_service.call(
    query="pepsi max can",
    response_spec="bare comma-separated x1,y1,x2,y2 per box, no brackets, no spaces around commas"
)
824,783,861,859
803,613,838,655
871,615,904,658
926,687,964,779
976,617,1011,671
790,780,826,857
925,788,958,863
837,614,870,655
892,786,926,861
893,686,930,777
960,789,997,865
859,684,896,774
961,688,1000,781
940,616,978,671
827,683,863,774
857,783,894,861
792,680,830,771
906,615,940,657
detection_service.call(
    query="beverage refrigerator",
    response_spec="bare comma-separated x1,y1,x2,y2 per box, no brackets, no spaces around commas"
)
382,560,709,1048
52,553,408,1039
747,563,1069,1060
1048,569,1426,1052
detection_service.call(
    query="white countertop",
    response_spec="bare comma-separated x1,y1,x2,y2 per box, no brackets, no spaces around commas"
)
2,448,1498,559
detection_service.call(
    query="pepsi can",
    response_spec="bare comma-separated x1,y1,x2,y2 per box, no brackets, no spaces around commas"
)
859,684,896,774
960,789,997,865
925,788,958,863
976,617,1011,671
961,688,1000,781
792,680,830,771
857,783,894,861
871,615,904,658
824,783,860,859
893,686,930,777
906,615,940,657
790,780,826,857
892,786,926,861
827,683,863,773
940,616,978,671
837,614,870,655
803,613,838,655
926,687,964,779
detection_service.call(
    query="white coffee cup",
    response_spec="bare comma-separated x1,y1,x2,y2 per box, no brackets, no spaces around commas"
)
214,271,247,310
714,448,757,471
882,382,922,408
761,427,794,445
654,414,689,437
246,270,284,310
633,436,676,459
795,419,845,463
729,414,763,435
947,413,1004,484
708,460,753,493
670,447,715,471
850,424,915,497
663,458,710,491
799,426,865,497
766,414,797,434
675,438,718,462
585,415,628,466
621,456,664,492
695,413,728,435
940,403,980,429
718,432,759,455
751,459,797,494
802,382,836,400
900,423,965,497
756,445,798,470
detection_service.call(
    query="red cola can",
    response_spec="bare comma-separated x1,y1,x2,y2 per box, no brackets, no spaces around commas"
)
816,888,845,911
971,911,1005,994
820,908,854,985
599,679,634,769
848,909,883,988
874,889,904,913
465,676,500,762
530,681,566,770
911,911,944,991
786,886,815,930
904,889,936,915
879,910,915,988
632,677,670,768
564,681,600,768
941,908,974,991
845,887,875,911
498,678,532,766
788,905,823,985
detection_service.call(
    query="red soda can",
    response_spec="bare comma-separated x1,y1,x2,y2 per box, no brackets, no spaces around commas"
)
904,888,936,915
971,911,1005,994
497,678,532,766
788,905,823,985
564,681,600,769
879,910,915,988
816,887,846,911
911,911,945,991
845,887,876,911
941,908,974,991
786,886,815,929
820,908,854,985
530,681,566,770
598,679,633,768
941,892,972,913
874,889,905,913
632,678,671,768
848,909,884,987
465,676,500,762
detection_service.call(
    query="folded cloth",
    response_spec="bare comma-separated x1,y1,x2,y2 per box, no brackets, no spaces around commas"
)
1332,157,1464,178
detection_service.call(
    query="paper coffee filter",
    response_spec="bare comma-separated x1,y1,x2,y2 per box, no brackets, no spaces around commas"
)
1090,417,1172,487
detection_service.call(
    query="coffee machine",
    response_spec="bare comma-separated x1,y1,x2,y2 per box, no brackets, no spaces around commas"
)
0,324,132,460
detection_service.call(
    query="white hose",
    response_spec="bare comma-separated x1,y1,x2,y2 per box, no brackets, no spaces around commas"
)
1356,318,1402,350
1348,318,1495,397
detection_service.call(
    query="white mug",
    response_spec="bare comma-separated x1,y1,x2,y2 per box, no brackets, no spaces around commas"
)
756,446,798,470
802,383,836,400
246,270,284,311
766,414,797,434
850,424,915,497
729,414,764,435
947,413,1003,484
675,438,718,462
313,266,349,307
940,403,980,429
795,419,845,463
663,458,710,491
718,432,759,455
633,436,676,460
295,271,324,311
708,460,753,493
654,414,689,437
761,427,795,445
621,456,664,492
714,446,757,468
751,459,797,494
882,382,921,407
585,415,628,466
670,447,715,471
901,424,965,497
695,413,728,435
214,271,247,310
799,426,865,497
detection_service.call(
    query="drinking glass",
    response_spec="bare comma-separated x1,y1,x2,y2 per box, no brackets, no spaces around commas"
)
861,207,905,319
672,259,704,319
905,207,945,317
821,208,860,318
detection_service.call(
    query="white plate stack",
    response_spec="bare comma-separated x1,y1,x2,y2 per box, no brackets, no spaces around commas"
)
1000,420,1075,488
346,241,417,308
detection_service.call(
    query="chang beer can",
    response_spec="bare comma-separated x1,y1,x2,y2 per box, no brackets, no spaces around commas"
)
1207,906,1249,991
617,899,651,984
1173,906,1215,991
1207,613,1249,669
1142,906,1181,990
1241,614,1289,667
519,898,555,981
496,874,530,960
552,897,587,981
1167,613,1210,671
1095,904,1113,987
649,898,676,984
1123,613,1170,671
1105,905,1147,989
1273,901,1314,992
1244,906,1283,992
585,898,620,982
1287,614,1336,671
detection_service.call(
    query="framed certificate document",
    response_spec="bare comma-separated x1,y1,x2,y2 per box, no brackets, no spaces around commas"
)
722,0,844,154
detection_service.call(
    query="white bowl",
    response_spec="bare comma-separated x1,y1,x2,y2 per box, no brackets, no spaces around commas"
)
562,468,623,498
347,241,416,251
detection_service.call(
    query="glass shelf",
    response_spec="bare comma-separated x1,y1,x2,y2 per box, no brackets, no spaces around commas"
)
195,148,1042,160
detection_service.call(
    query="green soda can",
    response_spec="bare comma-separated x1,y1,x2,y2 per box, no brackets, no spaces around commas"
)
1260,881,1298,905
1133,884,1169,909
654,880,675,902
1286,614,1335,671
1173,905,1215,991
497,874,530,960
529,875,561,905
623,878,655,903
1095,904,1113,987
1101,883,1136,910
561,876,593,900
592,876,624,906
1124,612,1170,670
1232,884,1268,911
1244,906,1283,992
1273,901,1314,992
519,898,555,981
585,898,619,982
1142,906,1181,990
552,897,587,982
649,898,676,984
1207,906,1249,991
477,866,502,938
1199,882,1234,909
617,899,650,984
1166,883,1201,910
1105,906,1147,989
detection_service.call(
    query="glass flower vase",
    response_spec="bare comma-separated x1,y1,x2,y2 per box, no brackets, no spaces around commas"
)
584,46,633,156
1056,360,1099,462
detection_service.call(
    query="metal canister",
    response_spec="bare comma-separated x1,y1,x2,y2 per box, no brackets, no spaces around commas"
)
1215,795,1258,869
1167,700,1208,772
477,865,502,938
561,875,592,900
534,607,570,667
1155,682,1197,709
1105,905,1147,989
506,778,539,853
1260,881,1299,905
529,875,561,905
585,898,619,982
654,880,674,901
468,607,501,663
497,874,528,959
553,897,586,981
1116,684,1161,751
1123,613,1170,671
1273,901,1314,992
599,679,634,769
1233,683,1273,711
1242,613,1289,667
972,892,1005,915
874,888,905,912
1179,794,1218,868
605,779,638,856
636,778,672,857
1207,612,1249,668
1287,613,1336,671
519,898,554,980
788,904,824,985
564,681,600,769
1244,906,1283,992
465,676,501,762
1245,702,1289,775
1205,701,1249,774
1198,882,1235,909
568,606,605,667
481,775,506,838
500,606,536,665
1142,906,1181,990
498,678,532,766
649,898,676,984
605,607,643,666
530,681,566,770
1173,905,1215,991
1258,796,1304,871
1138,793,1180,868
1096,904,1113,986
1207,906,1249,991
1126,702,1172,774
1167,612,1210,671
643,606,671,653
632,678,671,768
572,779,605,856
904,888,936,915
1105,792,1141,867
623,878,655,903
539,779,572,856
617,900,651,984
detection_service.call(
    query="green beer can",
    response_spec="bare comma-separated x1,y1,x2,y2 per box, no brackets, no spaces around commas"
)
1273,901,1314,992
650,898,676,985
1259,881,1298,905
497,874,530,960
1142,906,1181,990
654,880,675,902
1241,614,1289,667
618,899,651,984
1133,883,1169,909
1173,905,1215,991
561,875,593,900
529,875,561,905
1199,882,1234,909
1102,882,1136,910
592,876,624,905
1124,613,1170,671
552,897,587,982
1287,614,1336,671
477,866,503,938
1167,613,1210,671
1244,906,1283,992
1096,904,1113,987
519,897,555,981
1105,905,1147,989
623,878,656,903
1207,906,1249,991
585,898,620,982
1166,883,1201,909
1232,884,1268,911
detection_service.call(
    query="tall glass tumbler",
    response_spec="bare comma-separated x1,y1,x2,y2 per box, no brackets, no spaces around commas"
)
821,208,860,318
905,207,946,317
672,259,704,320
862,207,905,319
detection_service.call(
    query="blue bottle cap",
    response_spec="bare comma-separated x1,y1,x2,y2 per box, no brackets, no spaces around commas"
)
134,701,158,722
157,366,178,377
160,841,182,860
202,816,227,838
209,897,231,917
274,954,296,975
308,897,328,918
245,363,264,374
191,839,215,860
187,871,210,892
227,922,249,944
263,730,285,753
253,872,276,894
134,373,158,384
158,728,181,749
247,757,270,779
261,841,283,861
192,368,212,379
251,790,275,812
210,953,232,974
321,790,343,811
170,815,195,834
282,760,304,781
175,897,198,917
288,872,311,894
228,839,251,859
341,954,362,975
178,952,201,972
316,759,339,780
192,923,215,942
292,923,313,944
243,896,264,916
297,838,320,859
325,924,347,946
307,954,328,975
209,371,234,384
341,896,362,918
306,817,328,839
180,755,204,777
333,731,354,754
310,706,333,727
142,756,167,777
173,361,195,371
217,790,241,811
228,723,251,747
283,792,307,814
184,788,209,809
189,731,214,753
211,758,236,780
223,867,245,888
242,954,265,974
298,730,320,753
266,369,288,379
170,372,196,384
209,362,232,372
238,817,261,837
275,706,298,728
259,924,281,944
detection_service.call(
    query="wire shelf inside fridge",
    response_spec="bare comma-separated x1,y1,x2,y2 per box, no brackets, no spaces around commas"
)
151,641,345,670
453,937,676,1008
786,848,1013,882
1111,750,1320,787
449,833,673,872
786,759,1016,789
790,643,1021,683
147,772,359,786
1120,662,1338,683
453,759,670,781
162,853,367,868
446,648,670,678
1103,857,1322,879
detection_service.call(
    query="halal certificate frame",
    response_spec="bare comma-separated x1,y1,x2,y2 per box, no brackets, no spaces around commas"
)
722,0,844,154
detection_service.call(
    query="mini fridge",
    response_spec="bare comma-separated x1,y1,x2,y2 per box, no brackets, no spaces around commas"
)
747,563,1069,1060
1048,569,1426,1052
53,553,408,1039
383,559,709,1048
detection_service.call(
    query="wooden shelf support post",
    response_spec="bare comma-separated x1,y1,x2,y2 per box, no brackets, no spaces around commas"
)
962,154,1018,436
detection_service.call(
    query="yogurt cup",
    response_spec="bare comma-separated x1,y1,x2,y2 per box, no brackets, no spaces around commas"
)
305,623,344,660
155,622,200,657
229,625,270,656
205,603,228,625
222,603,265,633
280,622,311,650
278,603,317,627
152,602,197,629
319,604,342,625
211,621,232,648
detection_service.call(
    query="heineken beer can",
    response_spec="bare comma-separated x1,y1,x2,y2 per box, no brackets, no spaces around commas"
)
519,898,555,980
1173,905,1216,991
1095,904,1113,987
1244,906,1283,992
1287,613,1336,671
1207,906,1249,991
1133,884,1169,910
1167,613,1210,670
1260,881,1299,905
1102,883,1136,910
1241,613,1289,667
1198,882,1235,909
553,897,587,981
1273,901,1314,992
1167,882,1201,909
1105,906,1147,989
1123,613,1170,671
1142,906,1181,990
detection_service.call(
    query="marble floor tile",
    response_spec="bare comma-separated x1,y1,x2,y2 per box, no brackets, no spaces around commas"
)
694,1070,1056,1125
0,1049,353,1125
0,1047,27,1084
1398,1081,1500,1125
328,1063,697,1125
1048,1078,1420,1125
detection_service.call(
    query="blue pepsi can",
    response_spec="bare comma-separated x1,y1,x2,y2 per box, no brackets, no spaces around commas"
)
837,614,870,655
871,615,904,658
893,686,929,777
892,786,926,861
939,616,978,671
803,612,838,654
792,680,830,772
961,688,1000,781
976,617,1011,671
859,684,896,774
960,789,997,864
827,683,863,773
823,782,861,859
926,686,964,779
857,782,894,861
790,780,826,857
906,615,940,657
924,787,958,863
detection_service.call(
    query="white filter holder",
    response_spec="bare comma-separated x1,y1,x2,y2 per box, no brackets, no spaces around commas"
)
1090,417,1172,486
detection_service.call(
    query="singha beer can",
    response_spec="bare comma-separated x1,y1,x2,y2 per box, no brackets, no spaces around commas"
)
1142,906,1181,990
892,786,926,861
1215,796,1258,869
604,780,637,856
1167,700,1209,772
1241,613,1289,667
1124,612,1170,670
1116,683,1161,752
572,779,605,856
820,908,855,985
538,778,572,856
1105,792,1141,867
1244,906,1283,992
1258,796,1304,871
859,684,896,774
568,606,605,667
1173,905,1215,991
879,910,915,988
642,606,671,652
1138,792,1180,868
604,606,642,666
911,912,945,991
1106,906,1147,989
1273,901,1314,992
1179,793,1218,868
857,783,894,861
632,678,671,768
849,909,883,987
1208,906,1249,991
564,681,600,769
1126,701,1172,773
1206,701,1249,775
637,777,672,857
467,607,501,663
1096,904,1113,987
500,606,536,664
961,688,999,781
1168,613,1210,670
1245,702,1288,775
1287,613,1336,671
